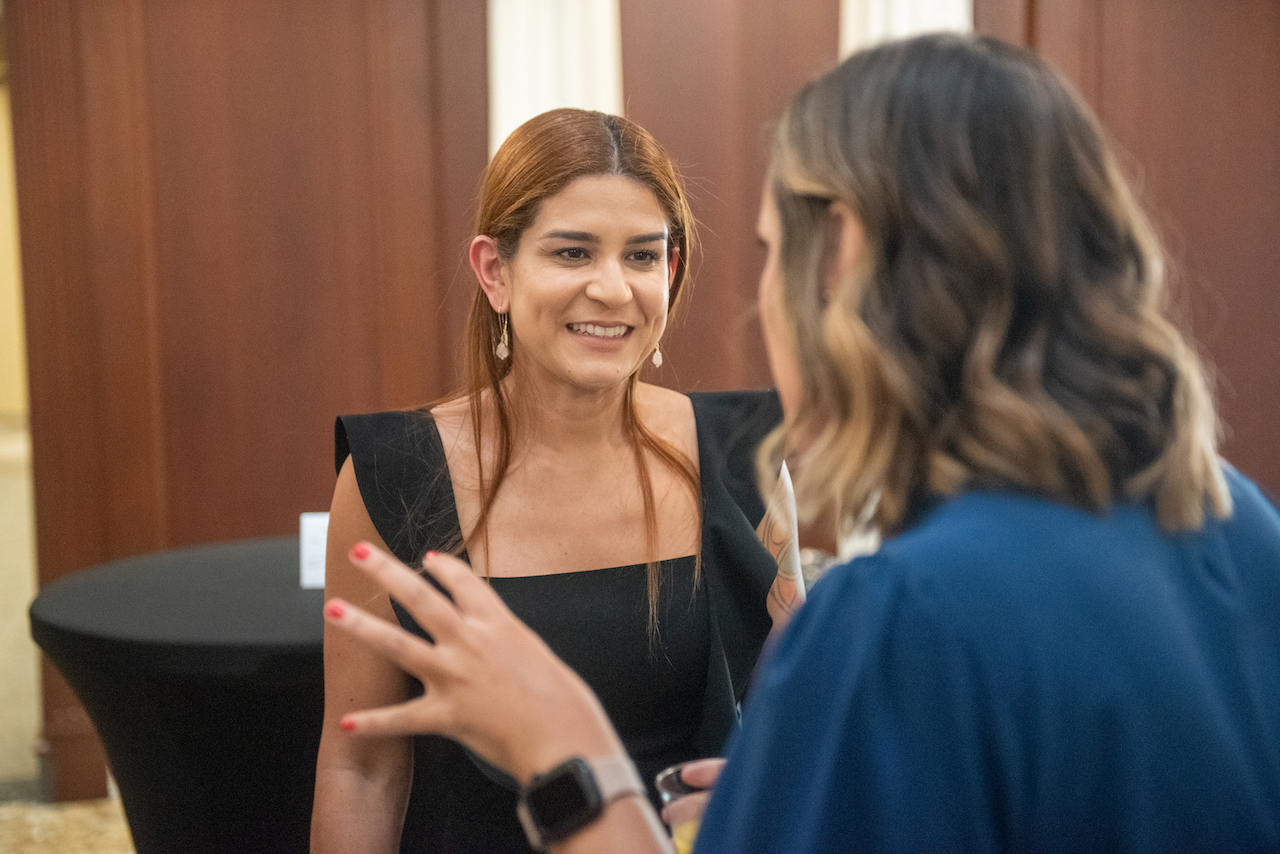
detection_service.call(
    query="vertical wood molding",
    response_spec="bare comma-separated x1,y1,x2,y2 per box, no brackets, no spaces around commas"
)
10,0,112,800
1029,0,1103,107
621,0,840,392
972,0,1031,46
365,0,440,408
425,0,490,402
363,0,490,410
78,0,169,559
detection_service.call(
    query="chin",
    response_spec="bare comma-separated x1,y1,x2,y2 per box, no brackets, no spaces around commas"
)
564,365,637,392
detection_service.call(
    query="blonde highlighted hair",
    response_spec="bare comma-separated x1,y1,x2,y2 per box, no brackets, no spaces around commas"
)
761,34,1229,535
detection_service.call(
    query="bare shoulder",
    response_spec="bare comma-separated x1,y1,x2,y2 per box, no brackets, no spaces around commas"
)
429,395,470,429
428,396,473,454
635,383,698,461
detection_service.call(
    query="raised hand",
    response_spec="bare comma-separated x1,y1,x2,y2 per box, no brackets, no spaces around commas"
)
323,543,624,783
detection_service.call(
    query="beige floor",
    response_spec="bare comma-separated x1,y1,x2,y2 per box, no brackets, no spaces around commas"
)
0,798,135,854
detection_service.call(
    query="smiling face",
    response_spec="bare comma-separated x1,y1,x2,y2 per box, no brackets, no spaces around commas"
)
480,174,676,396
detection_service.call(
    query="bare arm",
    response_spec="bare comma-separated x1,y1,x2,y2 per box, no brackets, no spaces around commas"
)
324,543,676,854
310,460,414,854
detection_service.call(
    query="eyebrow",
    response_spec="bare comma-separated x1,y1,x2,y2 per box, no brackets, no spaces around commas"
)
542,230,668,245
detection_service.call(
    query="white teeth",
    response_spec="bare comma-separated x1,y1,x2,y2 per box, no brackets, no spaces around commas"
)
569,323,628,339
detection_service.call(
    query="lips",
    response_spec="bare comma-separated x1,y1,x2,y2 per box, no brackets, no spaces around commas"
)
567,322,630,339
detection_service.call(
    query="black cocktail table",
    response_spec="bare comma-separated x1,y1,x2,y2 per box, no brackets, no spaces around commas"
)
30,536,324,854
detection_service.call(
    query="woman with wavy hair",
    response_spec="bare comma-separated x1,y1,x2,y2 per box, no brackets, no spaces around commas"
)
321,35,1280,852
311,108,797,853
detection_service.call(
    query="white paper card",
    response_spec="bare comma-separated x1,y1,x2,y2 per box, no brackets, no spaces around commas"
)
300,511,330,589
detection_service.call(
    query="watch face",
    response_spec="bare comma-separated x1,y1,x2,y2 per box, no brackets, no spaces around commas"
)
522,757,603,846
528,765,594,819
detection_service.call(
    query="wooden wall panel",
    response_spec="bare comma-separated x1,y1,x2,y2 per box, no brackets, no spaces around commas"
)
1095,2,1280,499
975,0,1280,497
12,0,487,800
620,0,841,392
1034,0,1104,105
422,0,492,399
9,0,149,801
973,0,1030,47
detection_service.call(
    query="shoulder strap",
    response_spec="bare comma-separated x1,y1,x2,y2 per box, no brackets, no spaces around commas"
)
690,389,783,528
334,411,463,565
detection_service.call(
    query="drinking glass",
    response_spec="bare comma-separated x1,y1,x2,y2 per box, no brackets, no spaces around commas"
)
655,762,710,854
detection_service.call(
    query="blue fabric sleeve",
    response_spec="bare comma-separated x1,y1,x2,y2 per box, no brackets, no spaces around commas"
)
694,474,1280,852
693,553,1003,853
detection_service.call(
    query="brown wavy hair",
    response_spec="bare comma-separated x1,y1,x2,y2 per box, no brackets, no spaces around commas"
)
448,109,700,630
760,33,1230,536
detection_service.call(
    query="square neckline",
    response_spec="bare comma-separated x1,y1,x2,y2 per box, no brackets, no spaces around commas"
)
418,406,704,579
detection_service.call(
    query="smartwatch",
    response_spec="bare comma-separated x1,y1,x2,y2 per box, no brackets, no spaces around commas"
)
517,755,645,850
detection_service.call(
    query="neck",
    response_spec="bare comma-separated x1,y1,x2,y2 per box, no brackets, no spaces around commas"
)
502,372,635,455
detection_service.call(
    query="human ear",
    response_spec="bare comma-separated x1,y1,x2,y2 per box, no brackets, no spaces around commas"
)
469,235,510,313
667,246,680,289
824,202,867,298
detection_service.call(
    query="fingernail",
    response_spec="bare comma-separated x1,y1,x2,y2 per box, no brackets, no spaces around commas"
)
340,717,355,732
351,543,371,560
325,601,345,619
424,551,440,561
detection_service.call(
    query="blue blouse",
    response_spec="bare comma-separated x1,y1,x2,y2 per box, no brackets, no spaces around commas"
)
697,466,1280,852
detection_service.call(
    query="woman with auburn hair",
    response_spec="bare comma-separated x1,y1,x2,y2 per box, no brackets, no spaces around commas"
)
322,35,1280,852
311,109,800,853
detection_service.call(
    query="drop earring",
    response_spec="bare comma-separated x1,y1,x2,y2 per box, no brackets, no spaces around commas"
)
651,345,663,368
495,314,510,360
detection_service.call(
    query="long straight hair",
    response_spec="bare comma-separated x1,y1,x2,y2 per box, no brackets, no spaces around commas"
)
761,34,1229,535
441,109,700,632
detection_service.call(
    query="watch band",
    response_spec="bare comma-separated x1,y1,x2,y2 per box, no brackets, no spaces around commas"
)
588,754,646,805
517,755,646,851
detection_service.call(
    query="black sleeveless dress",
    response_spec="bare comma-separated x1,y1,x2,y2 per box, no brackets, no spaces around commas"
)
335,390,782,854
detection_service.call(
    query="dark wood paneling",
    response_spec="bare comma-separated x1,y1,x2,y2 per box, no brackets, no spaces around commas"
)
978,0,1280,497
145,1,371,541
424,0,492,401
973,0,1031,46
13,0,487,799
1033,0,1104,105
621,0,841,392
1094,2,1280,496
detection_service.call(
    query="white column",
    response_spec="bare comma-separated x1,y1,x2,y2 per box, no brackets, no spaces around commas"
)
487,0,625,156
839,0,973,57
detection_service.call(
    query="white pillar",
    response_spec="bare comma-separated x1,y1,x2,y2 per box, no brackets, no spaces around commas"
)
839,0,973,57
487,0,625,156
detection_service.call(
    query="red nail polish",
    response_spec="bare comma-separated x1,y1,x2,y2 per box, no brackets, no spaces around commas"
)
340,718,355,732
352,543,371,560
325,601,345,619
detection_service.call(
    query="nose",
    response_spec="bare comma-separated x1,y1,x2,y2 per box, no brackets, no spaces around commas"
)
585,258,632,307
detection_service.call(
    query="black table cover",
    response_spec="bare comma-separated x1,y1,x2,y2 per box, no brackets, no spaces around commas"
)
30,536,324,854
